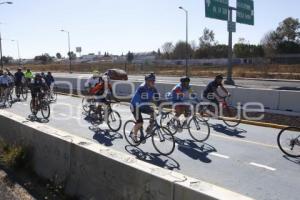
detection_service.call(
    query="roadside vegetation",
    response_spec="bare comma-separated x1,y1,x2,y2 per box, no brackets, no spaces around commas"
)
0,140,77,200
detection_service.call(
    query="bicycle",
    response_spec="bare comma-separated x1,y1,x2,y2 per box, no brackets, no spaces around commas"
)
82,96,96,113
277,126,300,158
88,100,122,132
15,83,28,101
0,86,13,108
30,92,50,119
160,104,211,142
123,113,176,156
199,96,241,127
45,86,57,103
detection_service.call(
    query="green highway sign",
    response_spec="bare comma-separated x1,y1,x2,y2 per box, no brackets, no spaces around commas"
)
205,0,229,21
236,0,254,25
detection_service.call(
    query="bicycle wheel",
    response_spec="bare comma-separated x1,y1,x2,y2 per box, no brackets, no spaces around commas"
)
88,107,102,125
188,116,210,142
51,90,57,102
277,127,300,158
222,106,241,127
106,110,122,132
21,87,28,100
123,120,142,147
151,127,175,156
41,100,50,119
198,105,216,122
82,97,94,112
4,94,12,108
160,112,179,135
30,99,37,115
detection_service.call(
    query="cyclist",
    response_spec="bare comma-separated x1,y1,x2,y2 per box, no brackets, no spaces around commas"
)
45,72,55,88
14,68,25,100
130,73,160,142
203,74,230,109
25,69,34,85
0,72,14,101
30,73,48,113
170,76,196,130
85,71,101,91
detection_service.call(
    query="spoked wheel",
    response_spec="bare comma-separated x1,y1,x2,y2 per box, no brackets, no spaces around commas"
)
151,127,175,156
82,97,95,112
88,107,103,125
30,100,37,115
4,94,13,108
160,112,179,135
221,106,241,127
123,120,142,147
41,100,50,119
21,87,28,100
188,116,210,142
277,127,300,158
106,110,122,132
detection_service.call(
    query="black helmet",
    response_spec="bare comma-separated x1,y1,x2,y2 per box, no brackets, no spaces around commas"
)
215,74,223,80
145,73,156,81
180,76,190,83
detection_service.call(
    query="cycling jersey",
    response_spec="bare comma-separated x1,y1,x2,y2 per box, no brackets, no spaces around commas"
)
131,83,158,107
45,75,55,87
171,83,193,103
0,75,13,86
25,71,33,79
203,80,222,98
30,78,47,94
14,71,25,84
85,77,101,88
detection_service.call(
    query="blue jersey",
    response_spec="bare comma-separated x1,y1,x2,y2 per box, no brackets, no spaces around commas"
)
171,83,193,103
131,83,158,107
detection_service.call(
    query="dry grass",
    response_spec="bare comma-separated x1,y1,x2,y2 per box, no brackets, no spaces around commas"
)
6,62,300,79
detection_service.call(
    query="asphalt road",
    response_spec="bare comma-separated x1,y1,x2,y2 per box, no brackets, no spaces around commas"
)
4,94,300,200
52,72,300,91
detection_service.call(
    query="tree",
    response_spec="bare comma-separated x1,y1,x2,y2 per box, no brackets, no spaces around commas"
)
199,28,215,48
56,53,62,59
261,17,300,55
276,17,300,42
34,53,53,64
127,51,134,63
161,42,174,59
67,51,77,60
234,44,264,58
172,41,193,59
2,56,13,64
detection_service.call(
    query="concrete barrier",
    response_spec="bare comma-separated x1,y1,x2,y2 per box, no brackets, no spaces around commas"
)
0,110,253,200
53,76,300,114
278,90,300,112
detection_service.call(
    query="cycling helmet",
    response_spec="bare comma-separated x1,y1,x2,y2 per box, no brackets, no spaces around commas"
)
180,76,190,83
215,74,223,80
145,73,156,81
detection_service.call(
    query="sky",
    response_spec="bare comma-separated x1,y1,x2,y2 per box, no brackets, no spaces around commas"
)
0,0,299,59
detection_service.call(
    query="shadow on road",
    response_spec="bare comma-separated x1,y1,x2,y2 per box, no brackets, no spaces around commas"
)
125,145,180,170
211,124,246,138
26,115,49,123
283,155,300,165
175,138,215,163
91,126,123,146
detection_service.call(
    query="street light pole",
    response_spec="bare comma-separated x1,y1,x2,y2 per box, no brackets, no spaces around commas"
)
179,6,189,77
61,29,72,73
0,2,13,69
0,32,3,69
11,40,20,66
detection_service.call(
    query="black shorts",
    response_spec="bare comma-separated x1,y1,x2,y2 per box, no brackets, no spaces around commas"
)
131,105,154,123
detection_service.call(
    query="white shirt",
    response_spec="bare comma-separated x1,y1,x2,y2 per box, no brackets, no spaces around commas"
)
0,75,13,85
85,77,100,88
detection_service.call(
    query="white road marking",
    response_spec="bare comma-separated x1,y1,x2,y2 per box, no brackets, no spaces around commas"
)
249,162,276,171
71,116,81,120
210,153,230,159
58,113,68,117
23,103,28,106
